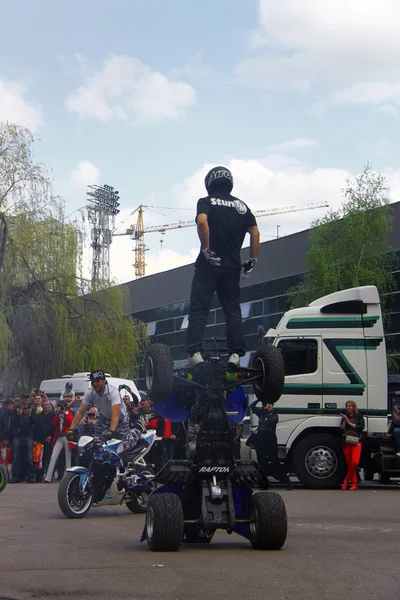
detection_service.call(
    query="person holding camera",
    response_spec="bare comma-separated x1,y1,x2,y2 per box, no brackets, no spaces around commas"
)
43,401,73,483
10,394,36,483
79,406,98,437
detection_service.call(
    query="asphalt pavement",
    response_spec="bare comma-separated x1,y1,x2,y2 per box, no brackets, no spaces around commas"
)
0,482,399,600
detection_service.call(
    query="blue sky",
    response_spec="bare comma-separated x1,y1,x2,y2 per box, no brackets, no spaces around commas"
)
1,0,400,282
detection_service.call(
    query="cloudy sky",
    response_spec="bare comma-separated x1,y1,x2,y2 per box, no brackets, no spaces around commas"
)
1,0,400,283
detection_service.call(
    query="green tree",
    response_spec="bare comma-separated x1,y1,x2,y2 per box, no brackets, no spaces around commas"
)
289,166,397,308
0,122,146,394
288,166,399,370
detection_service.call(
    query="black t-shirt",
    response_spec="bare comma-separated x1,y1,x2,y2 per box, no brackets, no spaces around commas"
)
194,193,257,269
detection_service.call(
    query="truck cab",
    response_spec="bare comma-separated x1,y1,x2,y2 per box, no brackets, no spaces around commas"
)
258,285,389,488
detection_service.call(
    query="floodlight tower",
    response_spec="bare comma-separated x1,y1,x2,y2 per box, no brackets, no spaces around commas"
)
86,184,120,287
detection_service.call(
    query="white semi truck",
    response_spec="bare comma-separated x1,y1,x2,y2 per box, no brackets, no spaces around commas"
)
249,285,400,488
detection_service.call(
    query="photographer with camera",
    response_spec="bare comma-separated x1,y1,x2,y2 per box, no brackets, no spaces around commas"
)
10,394,36,483
43,401,73,483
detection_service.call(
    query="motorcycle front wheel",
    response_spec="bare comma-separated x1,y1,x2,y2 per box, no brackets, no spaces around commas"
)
58,472,93,519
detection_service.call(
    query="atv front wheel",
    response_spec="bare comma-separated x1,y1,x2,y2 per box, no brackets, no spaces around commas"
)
146,493,184,551
249,491,287,550
251,344,285,403
145,343,173,404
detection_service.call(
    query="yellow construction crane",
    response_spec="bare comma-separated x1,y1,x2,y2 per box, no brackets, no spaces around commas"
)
113,202,328,279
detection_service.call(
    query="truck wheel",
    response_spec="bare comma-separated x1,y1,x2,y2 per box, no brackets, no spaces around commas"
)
145,343,173,404
251,345,285,404
293,434,346,489
249,492,287,550
0,464,7,493
146,493,184,551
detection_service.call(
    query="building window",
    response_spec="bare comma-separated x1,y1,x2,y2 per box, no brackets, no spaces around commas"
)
181,315,189,330
277,339,318,375
147,322,156,336
241,302,251,319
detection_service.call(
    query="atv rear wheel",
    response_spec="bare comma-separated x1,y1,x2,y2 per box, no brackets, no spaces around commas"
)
145,343,173,404
146,493,184,551
249,492,287,550
251,344,285,404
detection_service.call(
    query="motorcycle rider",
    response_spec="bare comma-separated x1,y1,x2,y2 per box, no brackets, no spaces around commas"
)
67,370,129,442
186,166,260,367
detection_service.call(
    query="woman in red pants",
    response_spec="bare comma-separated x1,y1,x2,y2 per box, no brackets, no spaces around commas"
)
340,401,365,490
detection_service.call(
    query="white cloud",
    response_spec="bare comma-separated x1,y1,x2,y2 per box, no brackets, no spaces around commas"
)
267,138,318,152
377,104,398,117
332,82,400,106
237,1,400,110
65,55,197,124
110,232,199,283
69,160,101,192
0,77,42,131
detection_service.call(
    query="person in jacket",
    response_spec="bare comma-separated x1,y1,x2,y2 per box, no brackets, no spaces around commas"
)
44,401,73,483
10,399,38,483
340,400,365,491
249,399,292,490
0,398,15,442
38,400,55,480
388,396,400,456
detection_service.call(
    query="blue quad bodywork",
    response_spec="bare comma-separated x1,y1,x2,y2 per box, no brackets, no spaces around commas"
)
153,385,248,425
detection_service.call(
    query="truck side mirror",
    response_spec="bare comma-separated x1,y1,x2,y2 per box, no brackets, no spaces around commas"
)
257,325,266,345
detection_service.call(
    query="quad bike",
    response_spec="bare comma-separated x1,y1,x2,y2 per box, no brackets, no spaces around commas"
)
141,338,288,552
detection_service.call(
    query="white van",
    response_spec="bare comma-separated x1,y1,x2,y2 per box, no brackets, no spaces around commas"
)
39,372,140,405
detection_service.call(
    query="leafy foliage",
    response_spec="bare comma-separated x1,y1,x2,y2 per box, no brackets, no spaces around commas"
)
0,122,145,394
289,167,397,309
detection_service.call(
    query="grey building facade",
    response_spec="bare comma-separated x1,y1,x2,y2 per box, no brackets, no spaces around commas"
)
123,202,400,386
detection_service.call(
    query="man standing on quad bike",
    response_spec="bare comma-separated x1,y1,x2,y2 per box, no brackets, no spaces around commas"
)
186,166,260,368
66,371,129,442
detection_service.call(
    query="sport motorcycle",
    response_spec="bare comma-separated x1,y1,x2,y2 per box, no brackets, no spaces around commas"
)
58,429,156,519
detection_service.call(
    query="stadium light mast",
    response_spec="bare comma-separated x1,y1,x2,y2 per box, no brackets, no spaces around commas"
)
86,184,120,288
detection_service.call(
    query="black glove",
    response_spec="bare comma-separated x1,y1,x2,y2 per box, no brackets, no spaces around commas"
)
241,258,257,279
102,429,114,442
66,429,74,442
202,248,221,267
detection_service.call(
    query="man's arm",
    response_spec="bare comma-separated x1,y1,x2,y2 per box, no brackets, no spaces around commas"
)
109,404,121,432
196,213,209,249
248,225,260,259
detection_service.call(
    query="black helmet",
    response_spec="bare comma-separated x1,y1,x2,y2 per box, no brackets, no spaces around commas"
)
205,166,233,195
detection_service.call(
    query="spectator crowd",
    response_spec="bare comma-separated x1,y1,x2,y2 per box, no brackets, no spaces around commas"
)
0,382,188,483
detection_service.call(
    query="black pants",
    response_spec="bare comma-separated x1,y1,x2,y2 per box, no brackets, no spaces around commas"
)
186,265,245,356
254,431,290,484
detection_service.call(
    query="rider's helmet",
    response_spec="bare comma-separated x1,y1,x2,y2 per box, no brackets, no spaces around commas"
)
65,381,73,389
204,166,233,195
